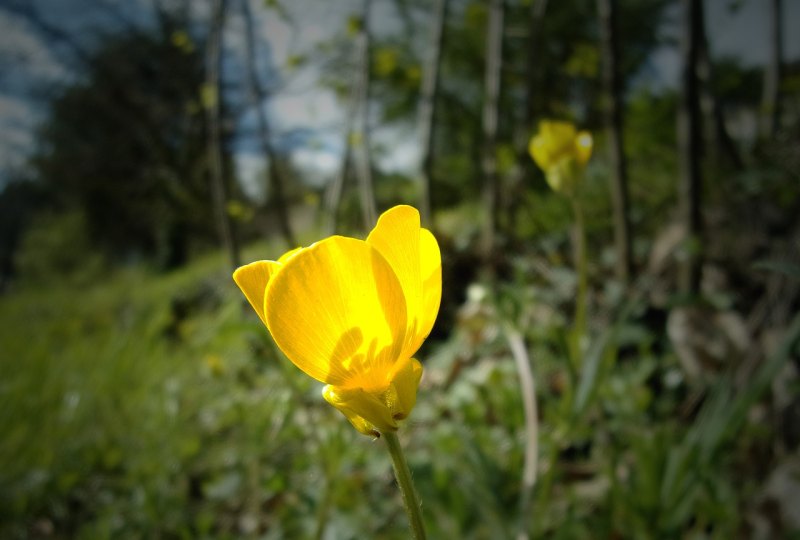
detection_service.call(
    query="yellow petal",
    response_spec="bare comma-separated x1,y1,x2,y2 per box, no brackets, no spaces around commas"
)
544,120,577,151
367,205,424,356
278,246,303,264
388,356,424,419
529,134,551,171
265,236,408,387
232,260,281,326
418,228,442,349
367,206,442,357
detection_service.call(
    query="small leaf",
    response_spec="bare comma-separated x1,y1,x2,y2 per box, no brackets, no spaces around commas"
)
346,16,362,36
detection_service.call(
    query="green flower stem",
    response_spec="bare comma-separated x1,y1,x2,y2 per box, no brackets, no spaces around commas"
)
571,197,588,364
383,431,427,540
312,476,333,540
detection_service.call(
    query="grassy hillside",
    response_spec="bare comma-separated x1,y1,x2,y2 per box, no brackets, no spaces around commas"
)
2,204,799,538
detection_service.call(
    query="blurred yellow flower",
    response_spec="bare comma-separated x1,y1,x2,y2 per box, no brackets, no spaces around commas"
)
204,354,224,376
233,206,441,437
529,120,593,195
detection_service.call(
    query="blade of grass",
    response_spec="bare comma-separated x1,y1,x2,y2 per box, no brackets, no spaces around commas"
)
505,328,538,540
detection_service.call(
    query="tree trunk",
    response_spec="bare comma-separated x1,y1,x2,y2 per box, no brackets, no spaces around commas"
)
324,77,357,235
417,0,448,227
353,0,378,230
677,0,703,296
597,0,632,283
762,0,783,137
205,0,240,269
324,145,349,235
696,4,742,170
481,0,504,260
509,0,548,236
524,0,548,133
325,1,377,234
240,0,296,247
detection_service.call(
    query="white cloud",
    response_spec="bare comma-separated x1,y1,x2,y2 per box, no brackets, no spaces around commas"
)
292,146,339,174
270,88,342,132
373,125,420,174
707,0,800,66
0,12,68,84
235,153,266,202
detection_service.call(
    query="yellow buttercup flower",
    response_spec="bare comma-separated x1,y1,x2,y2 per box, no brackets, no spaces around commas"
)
233,205,442,438
529,120,593,195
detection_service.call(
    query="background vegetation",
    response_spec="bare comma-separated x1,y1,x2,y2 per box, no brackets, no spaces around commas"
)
1,0,798,538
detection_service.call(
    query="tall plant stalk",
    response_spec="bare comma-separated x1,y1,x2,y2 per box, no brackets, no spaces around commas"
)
572,198,588,358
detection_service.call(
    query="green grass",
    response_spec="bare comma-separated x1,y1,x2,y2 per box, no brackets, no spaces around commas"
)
1,226,797,538
1,243,456,539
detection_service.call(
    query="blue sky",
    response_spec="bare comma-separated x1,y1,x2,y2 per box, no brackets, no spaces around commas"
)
1,0,798,193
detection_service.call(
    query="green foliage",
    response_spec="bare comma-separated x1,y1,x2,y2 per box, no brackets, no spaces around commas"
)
13,210,105,288
0,180,48,288
2,193,799,537
31,15,221,267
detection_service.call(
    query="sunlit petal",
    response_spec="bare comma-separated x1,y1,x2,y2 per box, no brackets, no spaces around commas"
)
389,357,423,419
278,246,304,264
367,205,424,357
232,260,281,326
265,236,407,387
416,228,442,351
